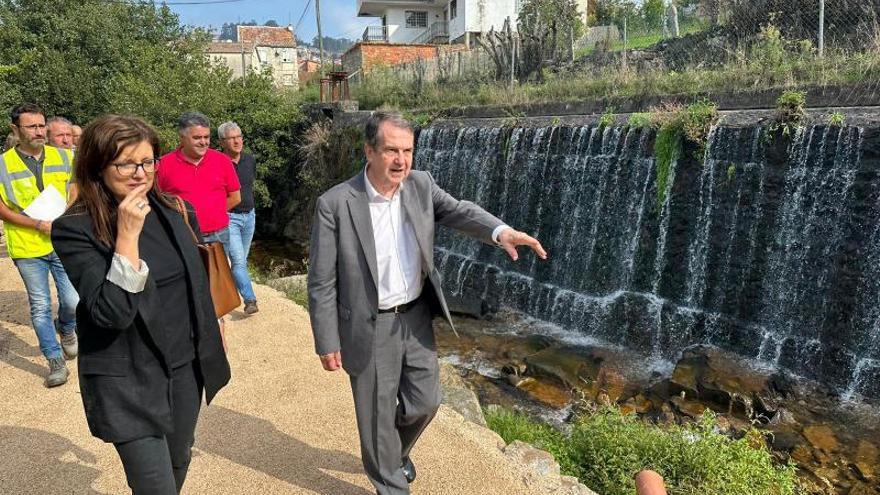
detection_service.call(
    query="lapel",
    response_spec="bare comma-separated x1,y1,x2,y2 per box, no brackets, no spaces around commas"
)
347,171,379,288
400,179,432,272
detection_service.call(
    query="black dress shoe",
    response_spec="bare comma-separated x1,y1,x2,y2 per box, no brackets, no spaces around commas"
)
401,456,416,483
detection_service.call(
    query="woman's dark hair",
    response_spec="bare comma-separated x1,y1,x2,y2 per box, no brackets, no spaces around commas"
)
72,114,174,246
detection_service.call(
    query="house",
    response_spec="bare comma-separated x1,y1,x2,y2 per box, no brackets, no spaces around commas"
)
207,25,299,88
356,0,520,46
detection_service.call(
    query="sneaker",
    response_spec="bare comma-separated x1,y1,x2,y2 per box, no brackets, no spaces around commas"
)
45,357,69,388
244,300,259,315
60,331,78,360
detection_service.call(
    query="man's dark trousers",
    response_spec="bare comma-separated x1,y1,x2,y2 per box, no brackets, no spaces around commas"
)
349,297,441,495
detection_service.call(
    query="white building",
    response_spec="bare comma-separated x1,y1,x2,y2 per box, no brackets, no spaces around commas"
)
207,26,299,88
357,0,520,45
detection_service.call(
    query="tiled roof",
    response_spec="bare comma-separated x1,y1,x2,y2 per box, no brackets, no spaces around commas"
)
237,26,297,47
207,41,255,53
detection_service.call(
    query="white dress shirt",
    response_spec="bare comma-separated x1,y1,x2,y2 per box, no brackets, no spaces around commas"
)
365,176,425,309
365,172,511,309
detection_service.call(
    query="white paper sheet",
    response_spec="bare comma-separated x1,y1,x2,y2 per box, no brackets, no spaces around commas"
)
22,186,67,221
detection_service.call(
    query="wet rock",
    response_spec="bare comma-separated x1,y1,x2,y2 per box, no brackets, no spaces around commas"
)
670,396,707,419
446,293,492,319
669,346,778,417
791,444,816,465
514,377,572,409
594,366,630,403
769,428,803,452
525,347,597,390
802,425,840,455
439,363,487,426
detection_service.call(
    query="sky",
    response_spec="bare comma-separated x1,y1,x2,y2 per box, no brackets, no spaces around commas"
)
166,0,378,43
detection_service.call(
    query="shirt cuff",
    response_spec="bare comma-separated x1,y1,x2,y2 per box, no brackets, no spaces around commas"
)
106,253,149,293
492,225,512,244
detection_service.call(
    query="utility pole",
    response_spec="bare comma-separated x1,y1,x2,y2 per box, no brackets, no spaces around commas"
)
818,0,825,58
316,0,326,70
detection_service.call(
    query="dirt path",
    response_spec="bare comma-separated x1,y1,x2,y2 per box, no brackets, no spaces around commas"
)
0,255,539,495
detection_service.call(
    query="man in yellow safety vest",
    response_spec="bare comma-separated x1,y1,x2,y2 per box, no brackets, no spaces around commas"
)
0,103,79,387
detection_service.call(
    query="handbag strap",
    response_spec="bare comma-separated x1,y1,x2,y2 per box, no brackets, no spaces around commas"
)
174,197,201,244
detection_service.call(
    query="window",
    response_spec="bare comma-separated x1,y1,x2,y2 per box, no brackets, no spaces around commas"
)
405,11,428,28
449,0,457,19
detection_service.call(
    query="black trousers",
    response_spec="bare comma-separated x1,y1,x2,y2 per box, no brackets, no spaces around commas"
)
113,360,203,495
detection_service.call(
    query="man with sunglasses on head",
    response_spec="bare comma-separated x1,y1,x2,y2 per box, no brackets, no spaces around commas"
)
0,103,79,388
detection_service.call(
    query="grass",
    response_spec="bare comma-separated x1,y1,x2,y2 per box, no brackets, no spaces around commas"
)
485,406,799,495
354,47,880,112
575,20,710,58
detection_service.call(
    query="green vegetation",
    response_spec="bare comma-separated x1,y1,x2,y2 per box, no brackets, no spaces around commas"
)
628,113,652,129
485,406,798,495
827,111,845,127
599,108,616,128
356,28,879,113
649,100,718,210
653,121,681,211
775,90,807,124
0,0,315,208
727,164,736,182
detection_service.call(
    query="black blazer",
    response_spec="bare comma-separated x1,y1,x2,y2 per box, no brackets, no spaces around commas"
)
51,192,231,443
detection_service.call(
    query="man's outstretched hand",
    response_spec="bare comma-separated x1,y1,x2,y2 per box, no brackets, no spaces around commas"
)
498,228,548,261
320,351,343,371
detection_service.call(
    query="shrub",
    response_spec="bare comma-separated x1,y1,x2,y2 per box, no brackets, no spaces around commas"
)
827,111,845,127
485,406,799,495
599,108,616,128
775,90,807,124
628,112,652,129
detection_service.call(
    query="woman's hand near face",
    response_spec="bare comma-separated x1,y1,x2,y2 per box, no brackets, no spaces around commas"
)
115,184,150,268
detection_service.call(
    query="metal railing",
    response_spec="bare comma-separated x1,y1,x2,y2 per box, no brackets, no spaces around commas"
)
362,25,389,42
412,21,449,44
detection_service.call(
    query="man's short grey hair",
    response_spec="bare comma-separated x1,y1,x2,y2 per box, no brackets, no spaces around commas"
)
47,116,73,126
218,121,242,139
364,111,414,149
177,112,211,133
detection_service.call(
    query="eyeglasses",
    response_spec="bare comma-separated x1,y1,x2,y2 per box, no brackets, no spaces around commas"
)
18,124,46,131
222,135,243,141
111,158,158,177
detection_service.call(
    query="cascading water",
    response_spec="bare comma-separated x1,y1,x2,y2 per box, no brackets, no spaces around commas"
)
416,122,880,401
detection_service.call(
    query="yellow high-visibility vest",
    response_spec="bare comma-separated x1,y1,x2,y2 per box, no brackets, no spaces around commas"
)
0,146,74,259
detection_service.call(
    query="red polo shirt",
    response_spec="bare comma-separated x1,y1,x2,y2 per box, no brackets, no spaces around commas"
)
157,148,241,233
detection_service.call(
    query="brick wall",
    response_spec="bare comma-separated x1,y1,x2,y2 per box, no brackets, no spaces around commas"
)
342,43,469,74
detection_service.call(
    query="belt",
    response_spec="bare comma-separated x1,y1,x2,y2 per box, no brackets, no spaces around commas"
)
378,295,422,314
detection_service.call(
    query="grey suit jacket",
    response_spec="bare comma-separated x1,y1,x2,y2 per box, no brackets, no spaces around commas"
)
307,169,505,376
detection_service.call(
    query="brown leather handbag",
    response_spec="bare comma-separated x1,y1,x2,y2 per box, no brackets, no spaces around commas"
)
175,198,241,318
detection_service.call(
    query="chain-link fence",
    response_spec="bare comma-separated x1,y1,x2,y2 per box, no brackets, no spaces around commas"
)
580,0,880,72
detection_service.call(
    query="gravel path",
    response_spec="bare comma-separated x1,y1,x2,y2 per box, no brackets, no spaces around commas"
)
0,255,538,495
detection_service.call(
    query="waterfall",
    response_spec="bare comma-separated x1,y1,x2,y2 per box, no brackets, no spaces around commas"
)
417,122,880,401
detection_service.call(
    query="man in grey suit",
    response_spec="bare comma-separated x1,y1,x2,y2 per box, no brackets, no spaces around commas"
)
308,111,546,495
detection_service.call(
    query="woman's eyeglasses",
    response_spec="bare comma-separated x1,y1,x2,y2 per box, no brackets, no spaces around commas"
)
111,158,157,177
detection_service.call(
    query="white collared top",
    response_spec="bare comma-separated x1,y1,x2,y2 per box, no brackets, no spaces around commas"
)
365,174,425,309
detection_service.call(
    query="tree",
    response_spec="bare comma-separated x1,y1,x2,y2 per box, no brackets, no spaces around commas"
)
264,19,279,27
0,0,305,207
219,22,238,40
642,0,665,29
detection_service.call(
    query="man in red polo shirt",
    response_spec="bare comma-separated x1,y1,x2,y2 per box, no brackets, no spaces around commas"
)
158,112,241,248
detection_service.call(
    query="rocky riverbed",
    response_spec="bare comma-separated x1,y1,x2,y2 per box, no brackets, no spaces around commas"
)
434,310,880,495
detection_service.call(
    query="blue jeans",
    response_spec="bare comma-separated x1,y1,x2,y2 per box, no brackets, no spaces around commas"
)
227,211,257,303
13,252,79,360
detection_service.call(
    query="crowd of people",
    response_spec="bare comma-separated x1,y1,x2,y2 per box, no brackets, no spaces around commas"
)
0,104,260,390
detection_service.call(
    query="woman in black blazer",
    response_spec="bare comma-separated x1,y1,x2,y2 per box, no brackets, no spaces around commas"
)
52,115,230,494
